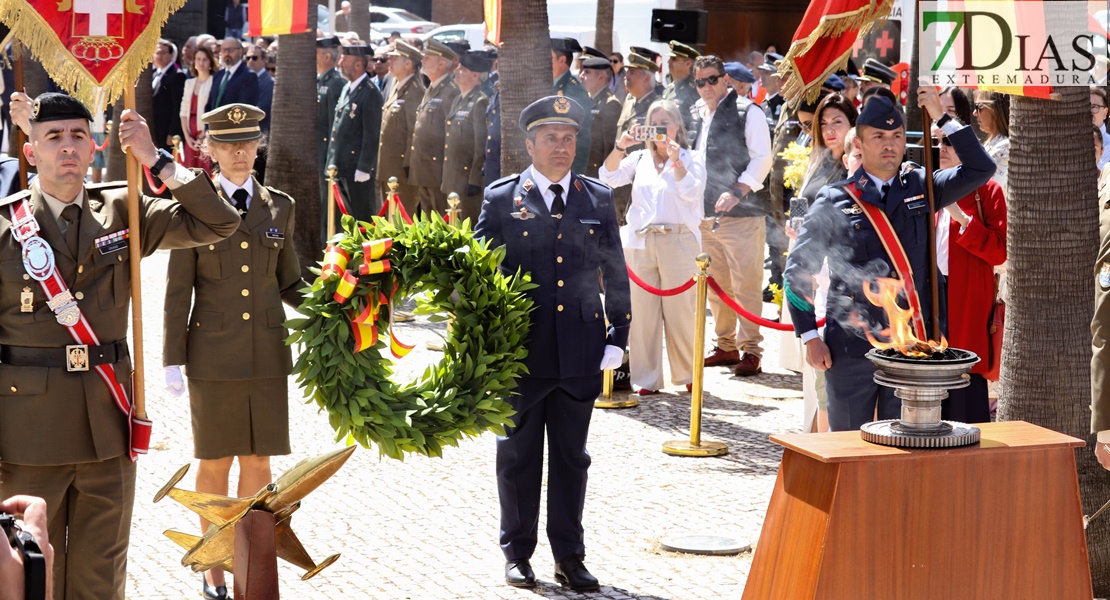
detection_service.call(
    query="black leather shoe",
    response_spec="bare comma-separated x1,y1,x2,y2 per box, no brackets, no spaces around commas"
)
555,557,599,591
505,559,536,588
202,574,228,599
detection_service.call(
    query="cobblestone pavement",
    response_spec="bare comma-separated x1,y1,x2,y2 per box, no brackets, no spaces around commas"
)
126,251,806,599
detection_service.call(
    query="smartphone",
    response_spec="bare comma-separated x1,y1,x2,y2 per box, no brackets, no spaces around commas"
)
633,125,667,143
789,197,808,232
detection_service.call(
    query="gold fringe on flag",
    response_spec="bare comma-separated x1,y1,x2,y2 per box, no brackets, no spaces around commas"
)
0,0,188,110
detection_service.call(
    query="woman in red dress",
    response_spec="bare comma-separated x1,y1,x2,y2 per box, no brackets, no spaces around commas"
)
933,105,1007,424
179,46,216,173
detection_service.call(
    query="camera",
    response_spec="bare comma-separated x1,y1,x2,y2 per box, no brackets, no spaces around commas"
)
2,513,46,600
633,125,667,143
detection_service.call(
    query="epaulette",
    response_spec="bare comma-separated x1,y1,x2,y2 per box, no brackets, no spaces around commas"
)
265,185,295,205
488,174,520,189
0,189,30,208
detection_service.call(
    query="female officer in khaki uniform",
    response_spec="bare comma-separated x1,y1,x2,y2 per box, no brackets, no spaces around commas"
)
161,103,305,599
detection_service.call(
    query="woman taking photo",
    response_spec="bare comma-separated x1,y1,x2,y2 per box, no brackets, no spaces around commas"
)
179,45,217,172
162,104,305,600
599,100,706,396
933,119,1007,423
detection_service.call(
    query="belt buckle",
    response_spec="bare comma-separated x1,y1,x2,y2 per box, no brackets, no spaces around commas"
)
66,344,89,372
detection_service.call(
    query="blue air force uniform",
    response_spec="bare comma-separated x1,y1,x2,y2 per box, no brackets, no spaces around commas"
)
783,98,995,431
474,96,630,575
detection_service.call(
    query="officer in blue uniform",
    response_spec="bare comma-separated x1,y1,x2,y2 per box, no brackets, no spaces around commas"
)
784,90,995,431
475,95,630,592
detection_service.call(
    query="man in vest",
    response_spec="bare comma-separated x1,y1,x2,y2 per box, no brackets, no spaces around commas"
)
784,90,995,431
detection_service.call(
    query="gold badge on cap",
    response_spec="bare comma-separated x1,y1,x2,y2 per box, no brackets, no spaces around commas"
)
886,118,895,125
228,106,247,124
30,98,40,121
554,97,571,114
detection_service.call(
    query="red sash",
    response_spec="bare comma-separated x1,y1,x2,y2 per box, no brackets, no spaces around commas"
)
842,183,928,340
9,197,149,461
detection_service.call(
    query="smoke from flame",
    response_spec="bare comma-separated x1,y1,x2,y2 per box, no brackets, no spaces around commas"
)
861,277,947,357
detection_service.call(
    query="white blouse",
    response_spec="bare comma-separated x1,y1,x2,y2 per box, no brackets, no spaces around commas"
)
599,147,706,250
180,76,213,119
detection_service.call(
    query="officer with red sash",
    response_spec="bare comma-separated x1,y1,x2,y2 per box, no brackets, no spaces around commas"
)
0,92,239,600
783,89,995,431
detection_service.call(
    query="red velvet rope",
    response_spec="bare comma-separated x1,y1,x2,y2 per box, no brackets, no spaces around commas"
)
625,265,697,296
142,165,167,194
331,182,350,215
377,192,414,225
92,135,110,152
705,276,826,331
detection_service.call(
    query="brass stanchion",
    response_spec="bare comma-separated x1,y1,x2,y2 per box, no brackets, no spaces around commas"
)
172,134,183,164
663,253,727,457
595,367,637,408
387,176,399,222
326,165,338,239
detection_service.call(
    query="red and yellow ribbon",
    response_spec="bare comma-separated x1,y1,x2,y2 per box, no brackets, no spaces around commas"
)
333,270,358,303
321,245,350,279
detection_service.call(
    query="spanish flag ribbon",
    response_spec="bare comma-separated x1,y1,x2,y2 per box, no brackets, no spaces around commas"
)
360,259,391,276
321,245,350,279
333,270,359,304
364,238,393,259
248,0,311,36
352,321,378,353
390,328,415,358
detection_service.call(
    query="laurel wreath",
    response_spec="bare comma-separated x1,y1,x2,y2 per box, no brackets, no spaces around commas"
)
286,215,535,460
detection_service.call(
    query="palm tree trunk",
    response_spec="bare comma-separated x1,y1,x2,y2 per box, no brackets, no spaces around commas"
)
594,0,614,55
498,0,551,175
997,86,1109,594
349,0,370,40
265,2,321,273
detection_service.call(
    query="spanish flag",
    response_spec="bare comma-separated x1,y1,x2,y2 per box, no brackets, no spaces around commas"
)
248,0,312,37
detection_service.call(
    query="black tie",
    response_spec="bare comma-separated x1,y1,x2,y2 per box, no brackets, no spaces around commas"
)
549,183,565,218
61,204,80,257
880,183,891,204
232,188,249,217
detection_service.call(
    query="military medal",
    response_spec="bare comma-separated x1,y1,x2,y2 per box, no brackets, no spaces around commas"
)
842,205,863,215
350,102,358,118
1100,263,1110,291
20,287,33,312
511,206,535,220
21,236,55,282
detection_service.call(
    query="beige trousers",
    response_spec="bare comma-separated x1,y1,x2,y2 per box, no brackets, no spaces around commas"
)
1,455,136,600
626,227,700,390
700,216,765,357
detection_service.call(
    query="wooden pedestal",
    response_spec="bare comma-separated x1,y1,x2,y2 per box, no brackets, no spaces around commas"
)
742,421,1093,600
233,510,279,600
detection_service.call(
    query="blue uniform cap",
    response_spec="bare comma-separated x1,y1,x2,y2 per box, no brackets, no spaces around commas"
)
823,73,846,91
857,95,904,130
723,61,755,84
518,95,585,132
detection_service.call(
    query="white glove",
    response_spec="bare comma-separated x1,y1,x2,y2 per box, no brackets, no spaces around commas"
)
354,169,371,183
599,345,624,371
164,366,185,397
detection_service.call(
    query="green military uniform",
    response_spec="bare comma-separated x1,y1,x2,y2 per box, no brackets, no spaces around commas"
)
0,93,240,600
586,87,622,178
662,41,701,133
1092,174,1110,436
164,176,304,459
325,45,384,234
441,83,489,223
612,81,658,222
317,37,346,242
377,41,426,215
410,79,460,215
554,69,593,175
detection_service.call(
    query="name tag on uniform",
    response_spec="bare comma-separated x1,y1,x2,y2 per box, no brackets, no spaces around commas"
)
580,219,600,225
266,228,285,239
95,229,129,254
907,201,927,211
903,194,925,204
455,110,469,118
430,98,443,104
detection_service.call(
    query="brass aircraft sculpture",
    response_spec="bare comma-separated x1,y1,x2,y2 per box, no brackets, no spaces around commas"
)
154,445,357,580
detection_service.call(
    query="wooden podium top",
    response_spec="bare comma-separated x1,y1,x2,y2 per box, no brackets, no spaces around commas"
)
770,420,1085,463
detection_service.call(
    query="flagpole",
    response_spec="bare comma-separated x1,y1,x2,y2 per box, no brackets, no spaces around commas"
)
921,112,941,342
123,87,147,422
12,40,27,190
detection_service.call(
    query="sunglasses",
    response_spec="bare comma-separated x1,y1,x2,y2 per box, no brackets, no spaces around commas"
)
245,56,260,61
973,102,992,112
694,75,721,88
930,136,953,147
373,57,388,63
610,58,621,64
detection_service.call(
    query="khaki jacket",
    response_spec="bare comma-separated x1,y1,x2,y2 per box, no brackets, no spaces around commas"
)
587,88,622,177
0,175,239,466
440,86,489,219
164,179,304,382
408,74,460,189
377,74,425,186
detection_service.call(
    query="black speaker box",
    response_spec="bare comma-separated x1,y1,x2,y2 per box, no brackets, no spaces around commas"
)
650,9,708,45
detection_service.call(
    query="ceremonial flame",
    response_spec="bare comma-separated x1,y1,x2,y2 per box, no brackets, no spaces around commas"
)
862,277,947,357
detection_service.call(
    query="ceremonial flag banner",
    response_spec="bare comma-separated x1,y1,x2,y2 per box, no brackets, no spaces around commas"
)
248,0,311,37
919,1,1105,98
779,0,894,103
484,0,502,46
0,0,187,109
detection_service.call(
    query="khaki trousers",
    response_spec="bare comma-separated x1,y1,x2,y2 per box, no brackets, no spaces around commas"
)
626,227,699,390
419,186,449,216
1,455,136,600
700,217,765,357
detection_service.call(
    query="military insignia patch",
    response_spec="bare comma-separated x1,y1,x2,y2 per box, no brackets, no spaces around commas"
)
1100,263,1110,291
574,179,583,192
511,206,536,220
886,118,895,125
95,229,130,255
228,106,247,124
522,179,535,192
903,194,925,203
842,205,863,215
554,97,571,114
513,196,523,206
30,98,41,121
858,177,868,187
